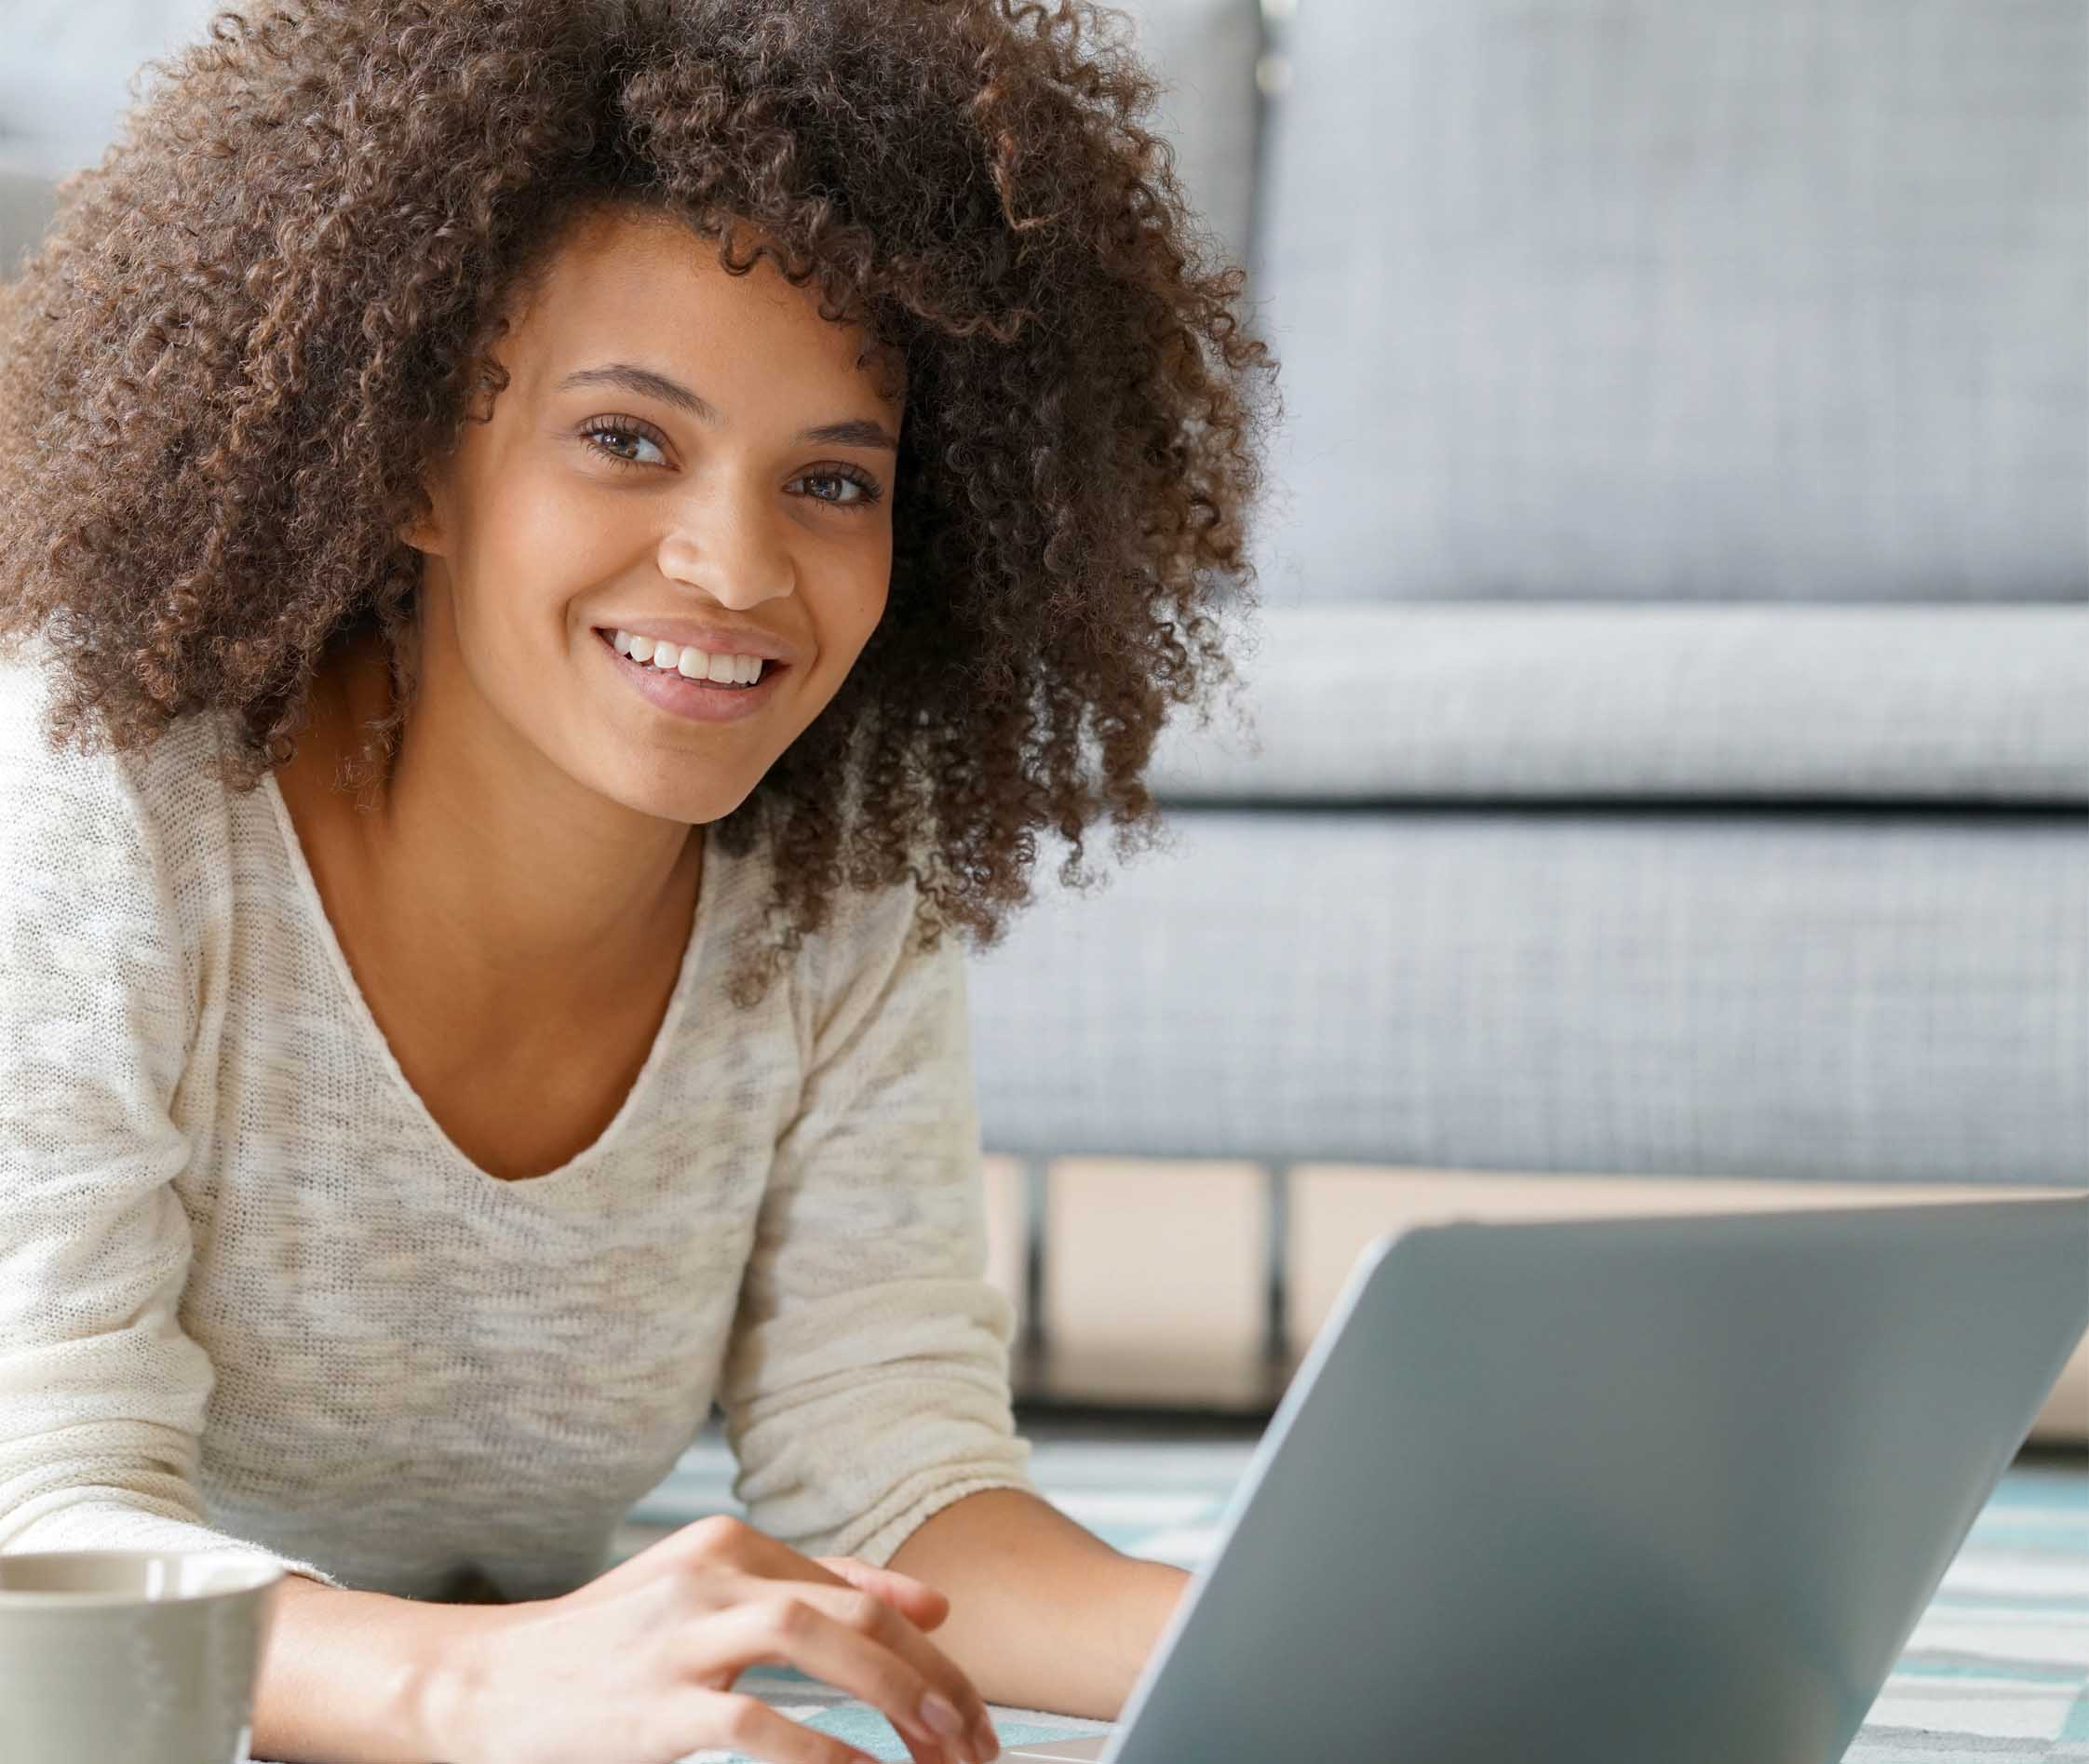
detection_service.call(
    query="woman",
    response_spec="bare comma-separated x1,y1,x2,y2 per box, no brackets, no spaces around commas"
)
0,2,1274,1759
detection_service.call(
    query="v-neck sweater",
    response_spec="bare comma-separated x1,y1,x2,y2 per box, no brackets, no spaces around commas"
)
0,639,1037,1602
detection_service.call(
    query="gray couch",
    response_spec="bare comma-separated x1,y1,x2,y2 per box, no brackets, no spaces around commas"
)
952,0,2089,1391
6,2,2084,1401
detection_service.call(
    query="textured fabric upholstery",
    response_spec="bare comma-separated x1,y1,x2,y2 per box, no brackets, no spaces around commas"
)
1249,0,2089,603
966,807,2088,1185
1144,603,2089,804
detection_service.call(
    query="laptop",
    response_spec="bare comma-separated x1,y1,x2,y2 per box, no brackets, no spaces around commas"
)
1004,1194,2089,1763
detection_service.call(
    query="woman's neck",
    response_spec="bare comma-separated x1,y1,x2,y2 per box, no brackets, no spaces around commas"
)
277,624,704,1038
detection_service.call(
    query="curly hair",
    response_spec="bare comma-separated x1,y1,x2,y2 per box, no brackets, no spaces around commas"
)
0,0,1278,1008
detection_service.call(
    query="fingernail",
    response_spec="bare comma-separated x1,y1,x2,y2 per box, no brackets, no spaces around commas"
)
920,1692,966,1743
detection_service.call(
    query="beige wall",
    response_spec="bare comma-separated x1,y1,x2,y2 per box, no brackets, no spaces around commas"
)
982,1156,2089,1448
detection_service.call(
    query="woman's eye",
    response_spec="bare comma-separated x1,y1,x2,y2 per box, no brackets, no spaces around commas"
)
580,420,667,469
580,421,884,513
799,468,885,512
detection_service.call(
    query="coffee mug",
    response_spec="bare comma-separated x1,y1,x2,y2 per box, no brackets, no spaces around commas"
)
0,1548,285,1763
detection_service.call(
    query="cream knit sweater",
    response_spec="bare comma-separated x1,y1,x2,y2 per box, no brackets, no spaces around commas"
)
0,639,1036,1603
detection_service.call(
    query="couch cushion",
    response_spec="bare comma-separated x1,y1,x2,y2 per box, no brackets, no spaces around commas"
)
1146,603,2089,803
1250,0,2088,602
967,806,2089,1185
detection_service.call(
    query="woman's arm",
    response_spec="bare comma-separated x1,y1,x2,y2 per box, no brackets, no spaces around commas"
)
250,1573,497,1764
886,1488,1192,1721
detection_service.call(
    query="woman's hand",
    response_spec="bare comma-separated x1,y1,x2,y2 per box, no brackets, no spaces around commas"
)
425,1515,1000,1764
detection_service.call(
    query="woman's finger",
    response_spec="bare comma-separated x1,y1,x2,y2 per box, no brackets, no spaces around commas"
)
815,1555,950,1628
682,1524,992,1752
652,1686,883,1764
683,1593,974,1764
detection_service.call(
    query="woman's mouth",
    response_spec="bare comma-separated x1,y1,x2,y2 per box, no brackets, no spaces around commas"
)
594,627,791,724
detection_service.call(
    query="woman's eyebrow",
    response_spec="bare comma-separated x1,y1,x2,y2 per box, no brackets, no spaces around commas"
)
557,362,899,451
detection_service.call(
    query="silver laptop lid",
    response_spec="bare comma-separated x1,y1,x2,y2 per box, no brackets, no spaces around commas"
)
1015,1196,2087,1764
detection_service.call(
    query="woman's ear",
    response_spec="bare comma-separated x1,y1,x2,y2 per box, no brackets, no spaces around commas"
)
396,500,447,558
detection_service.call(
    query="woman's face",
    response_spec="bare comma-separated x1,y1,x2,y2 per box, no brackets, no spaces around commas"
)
401,204,901,828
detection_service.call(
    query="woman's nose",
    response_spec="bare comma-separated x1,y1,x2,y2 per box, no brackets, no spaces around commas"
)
657,495,795,599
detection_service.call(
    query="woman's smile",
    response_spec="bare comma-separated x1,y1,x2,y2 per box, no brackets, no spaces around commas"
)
593,624,793,724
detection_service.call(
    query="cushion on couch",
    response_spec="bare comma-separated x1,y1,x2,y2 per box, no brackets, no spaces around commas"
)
1249,0,2089,603
967,806,2088,1184
1145,603,2089,805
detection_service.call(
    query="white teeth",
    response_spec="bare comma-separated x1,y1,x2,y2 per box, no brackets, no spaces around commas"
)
610,629,764,684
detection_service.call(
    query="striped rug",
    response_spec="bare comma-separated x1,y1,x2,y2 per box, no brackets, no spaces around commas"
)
616,1424,2089,1763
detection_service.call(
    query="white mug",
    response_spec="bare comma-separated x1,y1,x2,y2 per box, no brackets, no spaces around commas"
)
0,1548,284,1763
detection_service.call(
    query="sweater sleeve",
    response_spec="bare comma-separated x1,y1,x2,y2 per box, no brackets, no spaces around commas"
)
715,877,1040,1569
0,696,343,1590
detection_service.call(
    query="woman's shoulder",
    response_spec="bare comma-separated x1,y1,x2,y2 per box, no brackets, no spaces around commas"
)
0,632,239,920
796,845,964,1038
